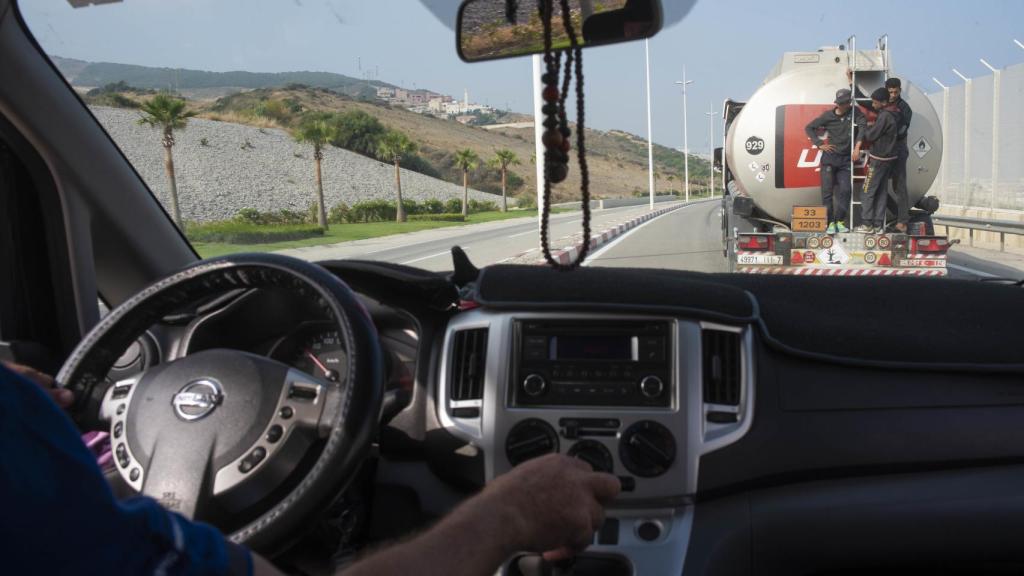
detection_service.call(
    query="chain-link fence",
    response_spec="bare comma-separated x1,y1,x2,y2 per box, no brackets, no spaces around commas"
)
928,61,1024,211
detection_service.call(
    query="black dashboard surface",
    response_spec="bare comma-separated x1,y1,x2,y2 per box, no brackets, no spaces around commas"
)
475,264,1024,370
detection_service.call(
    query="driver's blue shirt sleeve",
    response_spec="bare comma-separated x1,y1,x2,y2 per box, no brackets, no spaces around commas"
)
0,363,252,576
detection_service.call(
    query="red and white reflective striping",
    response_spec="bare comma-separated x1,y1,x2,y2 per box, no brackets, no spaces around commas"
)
737,267,947,276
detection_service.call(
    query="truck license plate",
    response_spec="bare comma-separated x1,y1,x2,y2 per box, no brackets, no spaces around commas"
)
738,254,784,265
897,259,944,268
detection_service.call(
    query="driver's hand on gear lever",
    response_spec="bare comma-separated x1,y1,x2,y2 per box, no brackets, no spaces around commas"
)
1,361,73,408
484,453,621,562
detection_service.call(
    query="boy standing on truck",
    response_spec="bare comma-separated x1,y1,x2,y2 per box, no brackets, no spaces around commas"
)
885,77,912,232
804,88,866,233
852,87,900,233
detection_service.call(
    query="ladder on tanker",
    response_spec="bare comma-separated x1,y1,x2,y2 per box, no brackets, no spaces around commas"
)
846,34,890,230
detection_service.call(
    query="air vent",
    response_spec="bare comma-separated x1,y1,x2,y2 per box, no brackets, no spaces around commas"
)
450,328,488,401
702,329,742,406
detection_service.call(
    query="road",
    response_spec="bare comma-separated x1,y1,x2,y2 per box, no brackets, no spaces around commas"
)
282,199,1023,281
280,203,673,271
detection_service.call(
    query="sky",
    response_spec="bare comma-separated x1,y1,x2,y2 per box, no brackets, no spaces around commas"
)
18,0,1024,153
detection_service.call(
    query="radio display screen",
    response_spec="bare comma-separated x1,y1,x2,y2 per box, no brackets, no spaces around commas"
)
553,335,633,361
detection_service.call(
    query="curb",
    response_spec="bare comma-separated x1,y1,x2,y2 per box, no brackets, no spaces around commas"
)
550,202,689,265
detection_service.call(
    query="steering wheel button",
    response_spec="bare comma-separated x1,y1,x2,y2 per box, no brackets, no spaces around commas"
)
279,406,294,419
266,425,284,443
250,447,267,466
116,404,126,416
113,421,123,438
129,468,140,482
238,459,254,474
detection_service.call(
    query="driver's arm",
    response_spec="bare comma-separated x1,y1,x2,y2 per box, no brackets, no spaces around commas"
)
0,362,252,576
351,454,618,574
251,454,621,576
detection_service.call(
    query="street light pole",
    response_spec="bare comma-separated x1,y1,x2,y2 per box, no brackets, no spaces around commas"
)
932,77,950,198
645,39,655,210
980,58,1000,209
532,55,546,237
675,71,694,202
952,68,972,206
705,103,719,197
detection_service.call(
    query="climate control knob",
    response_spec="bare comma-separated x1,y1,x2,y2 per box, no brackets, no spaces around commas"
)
506,419,559,466
567,440,614,473
522,373,548,397
619,420,676,477
639,375,664,398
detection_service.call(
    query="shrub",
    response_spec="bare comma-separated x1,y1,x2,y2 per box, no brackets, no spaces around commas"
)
233,207,312,226
199,137,209,147
408,213,466,222
445,199,463,214
468,199,499,213
186,221,324,244
515,194,537,210
421,199,445,214
328,202,351,224
348,199,397,223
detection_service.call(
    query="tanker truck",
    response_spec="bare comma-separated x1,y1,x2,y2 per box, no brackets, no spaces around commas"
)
720,37,952,276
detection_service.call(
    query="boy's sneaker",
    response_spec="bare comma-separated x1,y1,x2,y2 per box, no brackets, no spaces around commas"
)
826,222,837,234
836,222,850,233
853,224,873,233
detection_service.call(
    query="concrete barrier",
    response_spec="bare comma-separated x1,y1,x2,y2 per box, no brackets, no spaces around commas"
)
936,205,1024,253
551,195,683,211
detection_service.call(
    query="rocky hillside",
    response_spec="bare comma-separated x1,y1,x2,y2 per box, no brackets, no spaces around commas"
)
91,106,499,223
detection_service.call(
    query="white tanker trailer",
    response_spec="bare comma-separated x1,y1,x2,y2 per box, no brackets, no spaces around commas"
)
719,38,953,276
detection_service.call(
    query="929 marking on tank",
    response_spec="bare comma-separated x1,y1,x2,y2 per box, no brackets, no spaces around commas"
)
745,136,765,155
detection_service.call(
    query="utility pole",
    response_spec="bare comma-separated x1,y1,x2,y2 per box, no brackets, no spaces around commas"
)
675,70,694,202
645,39,655,209
980,58,1000,209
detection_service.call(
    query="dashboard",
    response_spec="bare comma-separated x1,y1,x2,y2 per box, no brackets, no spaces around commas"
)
99,261,1024,575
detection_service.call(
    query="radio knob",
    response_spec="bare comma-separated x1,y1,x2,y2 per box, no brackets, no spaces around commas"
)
639,375,664,398
522,373,548,397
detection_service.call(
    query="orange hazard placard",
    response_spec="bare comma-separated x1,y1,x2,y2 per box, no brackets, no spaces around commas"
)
791,218,827,232
792,206,827,220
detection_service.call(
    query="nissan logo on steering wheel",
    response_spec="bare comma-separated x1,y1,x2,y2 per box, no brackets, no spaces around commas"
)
172,379,224,421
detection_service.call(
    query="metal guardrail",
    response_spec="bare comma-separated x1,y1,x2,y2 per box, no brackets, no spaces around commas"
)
933,215,1024,252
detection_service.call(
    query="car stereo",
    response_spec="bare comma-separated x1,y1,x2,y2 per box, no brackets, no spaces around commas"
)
511,319,673,407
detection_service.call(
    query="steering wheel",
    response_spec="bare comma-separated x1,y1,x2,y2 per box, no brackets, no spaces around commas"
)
56,254,384,552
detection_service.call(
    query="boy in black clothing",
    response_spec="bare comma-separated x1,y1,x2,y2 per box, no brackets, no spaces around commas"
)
851,87,900,233
804,88,866,233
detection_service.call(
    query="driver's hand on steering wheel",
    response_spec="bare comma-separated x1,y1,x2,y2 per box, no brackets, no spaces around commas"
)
1,361,73,409
483,453,621,561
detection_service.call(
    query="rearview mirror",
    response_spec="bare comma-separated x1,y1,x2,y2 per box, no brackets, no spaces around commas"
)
457,0,663,62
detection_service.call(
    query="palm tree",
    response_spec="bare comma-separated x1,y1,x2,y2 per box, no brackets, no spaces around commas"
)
293,112,337,228
376,130,418,222
138,93,196,227
454,149,480,217
488,149,521,212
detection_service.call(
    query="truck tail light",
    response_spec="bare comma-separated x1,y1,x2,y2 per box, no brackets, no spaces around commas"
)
911,237,950,254
738,234,774,251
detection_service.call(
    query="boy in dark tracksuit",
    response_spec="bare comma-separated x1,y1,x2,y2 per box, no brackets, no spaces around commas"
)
804,88,866,233
852,87,899,233
886,77,912,232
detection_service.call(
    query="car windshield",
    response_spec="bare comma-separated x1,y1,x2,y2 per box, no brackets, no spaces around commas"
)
18,0,1024,279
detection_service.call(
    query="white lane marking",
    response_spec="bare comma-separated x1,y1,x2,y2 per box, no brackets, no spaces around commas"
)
400,249,461,265
583,204,700,266
946,262,999,278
